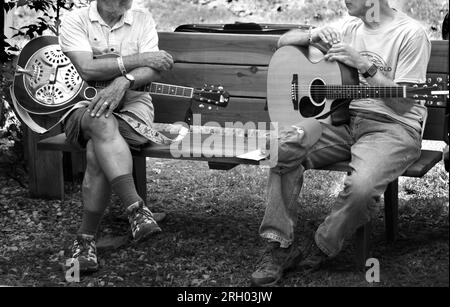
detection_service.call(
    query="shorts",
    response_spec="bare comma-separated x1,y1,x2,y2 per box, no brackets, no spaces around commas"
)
63,90,155,149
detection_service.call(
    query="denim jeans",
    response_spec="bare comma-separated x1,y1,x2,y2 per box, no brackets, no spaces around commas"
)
260,111,422,257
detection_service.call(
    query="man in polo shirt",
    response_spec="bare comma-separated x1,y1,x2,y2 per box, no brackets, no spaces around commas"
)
60,0,174,273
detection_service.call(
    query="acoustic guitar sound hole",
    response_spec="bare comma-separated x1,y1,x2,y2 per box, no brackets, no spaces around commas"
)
299,97,325,118
310,79,326,105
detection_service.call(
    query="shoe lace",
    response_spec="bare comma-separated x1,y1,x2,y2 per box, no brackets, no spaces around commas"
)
72,237,95,258
135,206,154,223
256,243,279,269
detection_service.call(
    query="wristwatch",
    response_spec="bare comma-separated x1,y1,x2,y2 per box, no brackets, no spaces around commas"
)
123,73,135,89
362,64,378,78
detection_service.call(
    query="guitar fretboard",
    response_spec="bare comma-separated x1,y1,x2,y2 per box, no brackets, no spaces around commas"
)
93,81,194,99
324,86,405,99
147,82,194,98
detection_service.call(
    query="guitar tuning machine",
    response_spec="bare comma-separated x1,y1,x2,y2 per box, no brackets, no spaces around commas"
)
199,104,205,109
437,77,443,83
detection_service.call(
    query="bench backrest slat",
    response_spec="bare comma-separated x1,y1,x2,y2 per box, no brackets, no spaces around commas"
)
162,63,268,98
159,32,279,65
427,40,449,74
155,33,448,142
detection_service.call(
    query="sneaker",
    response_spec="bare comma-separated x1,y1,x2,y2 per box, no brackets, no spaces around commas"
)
127,202,162,242
67,234,99,273
251,242,304,287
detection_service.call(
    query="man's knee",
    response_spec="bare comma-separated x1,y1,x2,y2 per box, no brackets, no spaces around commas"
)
342,174,378,203
82,115,118,140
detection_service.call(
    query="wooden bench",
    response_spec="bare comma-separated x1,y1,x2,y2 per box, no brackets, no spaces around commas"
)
32,31,448,266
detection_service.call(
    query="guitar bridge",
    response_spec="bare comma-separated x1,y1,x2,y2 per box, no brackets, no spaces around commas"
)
291,74,299,110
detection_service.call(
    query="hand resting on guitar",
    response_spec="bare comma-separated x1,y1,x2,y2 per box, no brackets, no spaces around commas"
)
87,75,130,118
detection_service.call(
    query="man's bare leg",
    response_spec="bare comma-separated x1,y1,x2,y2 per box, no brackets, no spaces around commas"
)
81,114,161,241
77,140,111,237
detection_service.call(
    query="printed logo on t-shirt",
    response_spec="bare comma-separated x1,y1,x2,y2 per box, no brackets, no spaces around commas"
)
360,51,392,73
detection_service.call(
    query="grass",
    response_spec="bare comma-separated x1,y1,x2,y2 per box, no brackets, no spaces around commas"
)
0,157,448,287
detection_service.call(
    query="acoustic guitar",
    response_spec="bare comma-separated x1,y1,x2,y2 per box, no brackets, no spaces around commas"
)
267,45,449,126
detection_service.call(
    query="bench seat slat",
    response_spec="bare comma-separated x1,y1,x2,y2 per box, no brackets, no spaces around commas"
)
38,133,443,179
316,150,443,178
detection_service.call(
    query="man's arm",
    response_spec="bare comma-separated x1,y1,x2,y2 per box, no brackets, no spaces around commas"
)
65,50,172,82
278,27,342,48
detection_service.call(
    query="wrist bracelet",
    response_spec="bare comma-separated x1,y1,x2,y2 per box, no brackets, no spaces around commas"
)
117,56,127,76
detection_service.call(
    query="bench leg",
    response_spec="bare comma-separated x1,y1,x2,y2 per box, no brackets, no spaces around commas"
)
132,156,147,205
384,179,399,243
355,222,372,270
25,128,64,200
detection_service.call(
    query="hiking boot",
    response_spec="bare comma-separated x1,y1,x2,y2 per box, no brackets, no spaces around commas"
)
298,235,329,272
67,234,99,273
127,202,162,242
251,242,304,287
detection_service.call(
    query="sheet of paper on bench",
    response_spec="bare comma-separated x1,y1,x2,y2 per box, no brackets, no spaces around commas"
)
237,149,269,161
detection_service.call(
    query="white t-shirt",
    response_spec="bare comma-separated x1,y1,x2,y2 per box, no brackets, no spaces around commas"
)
342,10,431,132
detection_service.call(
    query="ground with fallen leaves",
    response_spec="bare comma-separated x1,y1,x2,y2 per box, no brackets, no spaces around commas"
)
0,156,448,287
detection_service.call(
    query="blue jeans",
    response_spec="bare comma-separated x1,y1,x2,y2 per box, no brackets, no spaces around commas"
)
260,111,422,257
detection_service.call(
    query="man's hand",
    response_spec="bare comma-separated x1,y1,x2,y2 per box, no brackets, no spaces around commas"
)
140,50,174,72
324,43,371,71
311,26,342,45
88,77,129,118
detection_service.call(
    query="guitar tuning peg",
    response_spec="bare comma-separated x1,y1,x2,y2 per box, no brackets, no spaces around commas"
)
433,84,438,88
413,95,419,98
422,85,428,88
427,78,432,83
413,84,419,88
218,86,223,91
437,77,443,82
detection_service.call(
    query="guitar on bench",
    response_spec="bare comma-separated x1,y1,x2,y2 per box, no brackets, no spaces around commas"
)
267,45,449,126
12,36,230,134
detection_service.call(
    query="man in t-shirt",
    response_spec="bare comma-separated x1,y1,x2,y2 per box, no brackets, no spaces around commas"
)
59,0,174,273
251,0,431,286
